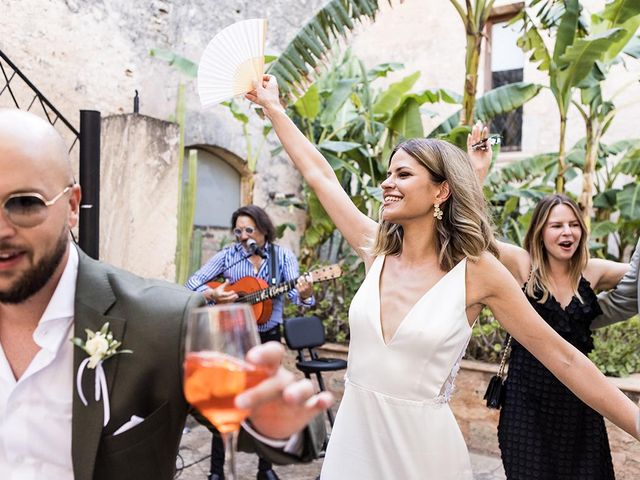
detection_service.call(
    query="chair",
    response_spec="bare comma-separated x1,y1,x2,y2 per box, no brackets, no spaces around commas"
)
283,316,347,427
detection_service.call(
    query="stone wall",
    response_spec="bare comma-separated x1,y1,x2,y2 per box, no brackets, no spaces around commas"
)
315,344,640,479
100,114,180,279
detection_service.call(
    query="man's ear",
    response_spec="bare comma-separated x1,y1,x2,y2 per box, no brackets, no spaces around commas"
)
436,181,451,204
68,184,82,229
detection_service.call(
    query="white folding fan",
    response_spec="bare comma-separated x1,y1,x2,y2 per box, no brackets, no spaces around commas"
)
197,18,267,107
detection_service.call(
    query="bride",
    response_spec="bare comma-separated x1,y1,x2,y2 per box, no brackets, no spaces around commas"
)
246,75,640,480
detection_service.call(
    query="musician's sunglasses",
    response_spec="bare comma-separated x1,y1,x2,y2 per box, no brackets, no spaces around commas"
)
233,226,255,237
1,185,74,228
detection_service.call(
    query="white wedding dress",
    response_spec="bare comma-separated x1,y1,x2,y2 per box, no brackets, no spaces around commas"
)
321,255,474,480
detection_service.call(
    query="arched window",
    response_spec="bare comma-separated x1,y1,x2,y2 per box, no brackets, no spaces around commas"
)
185,147,242,228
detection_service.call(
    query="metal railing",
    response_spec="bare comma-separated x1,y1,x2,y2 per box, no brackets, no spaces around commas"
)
0,48,100,258
0,49,80,151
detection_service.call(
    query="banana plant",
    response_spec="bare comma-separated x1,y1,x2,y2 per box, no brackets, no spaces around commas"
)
428,81,544,144
514,0,631,193
592,139,640,256
267,0,396,100
448,0,496,126
571,0,640,227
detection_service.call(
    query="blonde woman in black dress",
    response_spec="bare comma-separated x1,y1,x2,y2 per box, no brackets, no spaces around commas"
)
470,126,629,479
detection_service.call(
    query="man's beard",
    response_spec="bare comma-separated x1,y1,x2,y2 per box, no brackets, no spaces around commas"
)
0,232,68,304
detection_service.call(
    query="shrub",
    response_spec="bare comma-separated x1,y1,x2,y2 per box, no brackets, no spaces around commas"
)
465,312,640,377
466,310,509,364
589,316,640,377
284,252,363,344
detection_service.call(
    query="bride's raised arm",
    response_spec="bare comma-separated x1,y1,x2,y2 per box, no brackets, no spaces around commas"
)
246,75,378,265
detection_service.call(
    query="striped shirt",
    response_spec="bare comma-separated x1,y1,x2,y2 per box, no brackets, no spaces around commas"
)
185,242,314,332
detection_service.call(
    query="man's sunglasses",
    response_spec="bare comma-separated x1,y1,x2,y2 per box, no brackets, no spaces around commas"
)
233,226,255,237
2,185,73,228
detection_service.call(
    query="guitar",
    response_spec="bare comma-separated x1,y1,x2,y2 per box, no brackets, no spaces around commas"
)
207,264,342,325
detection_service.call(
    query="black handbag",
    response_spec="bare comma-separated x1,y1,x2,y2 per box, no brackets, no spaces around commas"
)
483,334,512,409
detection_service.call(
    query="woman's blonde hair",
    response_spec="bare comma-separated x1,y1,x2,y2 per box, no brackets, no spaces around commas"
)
523,194,589,303
371,138,498,271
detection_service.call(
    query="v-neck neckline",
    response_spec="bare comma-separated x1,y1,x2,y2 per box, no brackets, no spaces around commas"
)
376,255,465,346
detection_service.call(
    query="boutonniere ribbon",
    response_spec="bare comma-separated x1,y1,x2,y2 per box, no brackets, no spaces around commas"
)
72,322,132,427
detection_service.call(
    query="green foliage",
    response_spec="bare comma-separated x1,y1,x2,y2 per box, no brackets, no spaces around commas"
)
188,229,203,276
466,310,509,363
468,313,640,377
149,49,198,77
175,148,198,284
285,249,364,343
429,82,543,137
589,317,640,377
267,0,393,99
514,0,640,192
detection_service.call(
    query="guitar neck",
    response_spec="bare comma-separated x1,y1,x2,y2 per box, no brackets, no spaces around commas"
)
239,279,298,305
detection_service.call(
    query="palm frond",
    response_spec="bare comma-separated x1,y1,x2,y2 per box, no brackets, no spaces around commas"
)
267,0,396,99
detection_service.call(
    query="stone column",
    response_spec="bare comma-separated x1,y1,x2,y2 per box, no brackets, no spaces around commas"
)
100,114,179,281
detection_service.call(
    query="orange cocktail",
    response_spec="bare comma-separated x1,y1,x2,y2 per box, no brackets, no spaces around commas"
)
184,351,268,433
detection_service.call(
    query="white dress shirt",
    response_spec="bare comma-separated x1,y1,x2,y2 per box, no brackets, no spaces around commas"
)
0,247,78,480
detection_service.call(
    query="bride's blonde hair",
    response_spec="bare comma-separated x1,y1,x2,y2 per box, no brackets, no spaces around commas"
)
371,138,498,271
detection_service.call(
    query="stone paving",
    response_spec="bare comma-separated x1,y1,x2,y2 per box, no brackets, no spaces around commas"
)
176,346,507,480
176,417,506,480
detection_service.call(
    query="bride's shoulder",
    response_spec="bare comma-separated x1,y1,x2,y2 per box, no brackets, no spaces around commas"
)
466,252,513,288
468,251,503,271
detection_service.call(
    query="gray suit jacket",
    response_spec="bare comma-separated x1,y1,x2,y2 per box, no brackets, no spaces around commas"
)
71,249,325,480
592,239,640,328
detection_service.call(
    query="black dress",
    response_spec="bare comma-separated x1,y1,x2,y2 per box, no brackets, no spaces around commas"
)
498,277,615,480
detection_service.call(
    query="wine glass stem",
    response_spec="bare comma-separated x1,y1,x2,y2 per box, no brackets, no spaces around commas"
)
222,430,239,480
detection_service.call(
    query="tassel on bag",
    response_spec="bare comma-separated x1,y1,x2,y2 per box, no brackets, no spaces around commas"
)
483,334,512,410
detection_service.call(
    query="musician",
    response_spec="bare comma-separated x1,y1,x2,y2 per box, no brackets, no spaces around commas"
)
185,204,314,480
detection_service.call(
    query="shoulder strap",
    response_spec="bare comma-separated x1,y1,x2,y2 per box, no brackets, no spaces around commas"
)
496,267,530,378
269,244,278,286
497,334,512,379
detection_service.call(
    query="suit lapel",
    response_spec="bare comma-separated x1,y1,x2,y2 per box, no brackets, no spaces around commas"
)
71,250,126,480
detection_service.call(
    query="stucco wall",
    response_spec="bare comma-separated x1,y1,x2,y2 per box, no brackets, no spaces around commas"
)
100,114,180,279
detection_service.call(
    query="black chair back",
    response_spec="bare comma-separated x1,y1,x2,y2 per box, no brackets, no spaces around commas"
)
284,315,325,350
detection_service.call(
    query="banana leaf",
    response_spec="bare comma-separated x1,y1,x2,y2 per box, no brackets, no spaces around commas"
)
617,182,640,220
267,0,393,98
429,82,543,136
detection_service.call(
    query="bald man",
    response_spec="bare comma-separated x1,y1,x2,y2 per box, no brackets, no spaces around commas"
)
0,109,330,480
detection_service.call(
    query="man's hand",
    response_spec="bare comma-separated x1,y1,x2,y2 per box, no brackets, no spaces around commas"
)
296,273,314,301
236,342,334,440
203,280,239,303
467,122,492,184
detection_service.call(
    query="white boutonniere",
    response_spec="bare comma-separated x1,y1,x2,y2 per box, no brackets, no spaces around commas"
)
71,322,132,426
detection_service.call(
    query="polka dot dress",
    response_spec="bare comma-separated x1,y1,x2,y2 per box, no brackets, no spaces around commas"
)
498,277,615,480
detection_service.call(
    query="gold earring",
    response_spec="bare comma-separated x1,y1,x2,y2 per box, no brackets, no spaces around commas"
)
433,203,443,220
